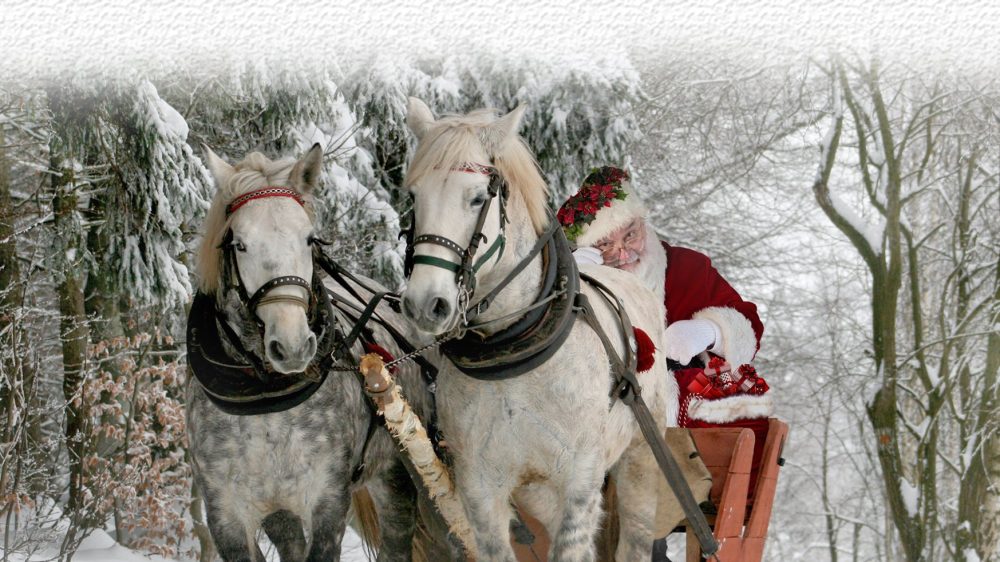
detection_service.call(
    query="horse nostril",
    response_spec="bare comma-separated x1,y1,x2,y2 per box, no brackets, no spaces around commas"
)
268,340,286,363
402,295,418,320
303,334,317,358
430,297,451,320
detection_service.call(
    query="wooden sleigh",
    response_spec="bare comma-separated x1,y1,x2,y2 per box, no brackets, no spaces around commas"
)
510,418,789,562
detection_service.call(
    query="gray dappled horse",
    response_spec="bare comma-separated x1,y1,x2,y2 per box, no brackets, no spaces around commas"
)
186,145,435,562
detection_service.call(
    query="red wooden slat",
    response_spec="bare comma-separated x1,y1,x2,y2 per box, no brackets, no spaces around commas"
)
745,419,788,541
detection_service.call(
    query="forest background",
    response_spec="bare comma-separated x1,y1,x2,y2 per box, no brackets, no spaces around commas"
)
1,2,999,561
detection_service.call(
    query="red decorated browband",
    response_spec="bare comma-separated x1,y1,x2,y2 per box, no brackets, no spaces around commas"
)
226,187,304,217
451,162,494,175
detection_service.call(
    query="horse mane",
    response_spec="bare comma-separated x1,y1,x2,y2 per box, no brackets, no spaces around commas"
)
196,152,315,294
404,108,550,235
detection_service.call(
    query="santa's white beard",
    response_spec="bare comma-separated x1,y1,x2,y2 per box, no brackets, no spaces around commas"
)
630,222,667,303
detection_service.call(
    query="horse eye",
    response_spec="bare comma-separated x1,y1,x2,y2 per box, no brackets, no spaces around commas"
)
470,194,487,207
232,240,247,252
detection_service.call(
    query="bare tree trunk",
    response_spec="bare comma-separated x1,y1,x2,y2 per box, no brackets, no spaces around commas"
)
81,187,130,543
814,59,928,561
50,155,90,556
0,125,16,419
958,257,1000,561
1,117,31,561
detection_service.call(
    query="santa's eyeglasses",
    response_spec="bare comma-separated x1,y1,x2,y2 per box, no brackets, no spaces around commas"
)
594,219,646,265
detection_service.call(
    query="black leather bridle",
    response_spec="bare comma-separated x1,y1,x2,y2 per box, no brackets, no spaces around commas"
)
219,187,316,324
402,163,509,306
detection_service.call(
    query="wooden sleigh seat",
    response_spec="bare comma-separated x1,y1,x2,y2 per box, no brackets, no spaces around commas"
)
509,418,788,562
681,417,788,562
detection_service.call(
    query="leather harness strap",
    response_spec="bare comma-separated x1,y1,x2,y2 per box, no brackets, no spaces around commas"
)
186,269,337,415
406,167,508,296
440,223,578,380
576,273,719,558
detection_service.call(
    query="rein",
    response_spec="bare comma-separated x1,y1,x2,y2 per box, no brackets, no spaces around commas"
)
575,274,720,558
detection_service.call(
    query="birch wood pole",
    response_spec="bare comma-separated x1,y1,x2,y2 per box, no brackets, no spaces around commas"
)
358,353,476,559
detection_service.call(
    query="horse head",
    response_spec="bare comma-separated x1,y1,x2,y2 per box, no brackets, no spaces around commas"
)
400,97,550,335
198,144,324,374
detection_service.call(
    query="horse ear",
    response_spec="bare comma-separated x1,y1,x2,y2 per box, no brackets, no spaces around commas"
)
481,104,527,156
202,144,234,188
290,143,324,194
407,97,435,139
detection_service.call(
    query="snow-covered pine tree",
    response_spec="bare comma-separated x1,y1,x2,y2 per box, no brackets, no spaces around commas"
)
32,79,212,554
345,53,644,206
96,80,213,312
179,64,403,286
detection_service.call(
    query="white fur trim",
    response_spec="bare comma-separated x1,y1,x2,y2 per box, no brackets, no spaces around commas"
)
692,306,758,366
633,223,666,303
688,393,773,424
573,180,648,246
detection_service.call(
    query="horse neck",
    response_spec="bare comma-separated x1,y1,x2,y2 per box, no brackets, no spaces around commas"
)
470,204,543,335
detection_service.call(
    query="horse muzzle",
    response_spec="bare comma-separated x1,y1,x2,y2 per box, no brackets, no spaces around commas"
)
401,287,456,335
265,332,317,374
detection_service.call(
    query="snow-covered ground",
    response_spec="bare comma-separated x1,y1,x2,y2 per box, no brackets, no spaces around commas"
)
2,523,371,562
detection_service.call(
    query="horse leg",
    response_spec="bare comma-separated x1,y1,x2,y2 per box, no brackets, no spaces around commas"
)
366,459,418,562
455,469,518,562
304,492,352,562
609,443,659,562
548,470,605,562
202,495,266,562
262,510,307,562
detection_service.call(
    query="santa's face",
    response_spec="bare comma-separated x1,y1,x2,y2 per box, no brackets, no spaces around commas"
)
594,218,647,271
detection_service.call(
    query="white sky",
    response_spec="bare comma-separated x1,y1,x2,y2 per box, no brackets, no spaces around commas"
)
2,0,999,78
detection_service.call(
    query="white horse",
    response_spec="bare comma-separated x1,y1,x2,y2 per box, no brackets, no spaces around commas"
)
399,98,679,562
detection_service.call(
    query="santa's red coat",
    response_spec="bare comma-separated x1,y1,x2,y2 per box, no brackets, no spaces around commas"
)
662,242,764,354
663,243,771,497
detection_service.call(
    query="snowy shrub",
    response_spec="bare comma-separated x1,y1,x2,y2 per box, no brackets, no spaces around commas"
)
71,329,190,558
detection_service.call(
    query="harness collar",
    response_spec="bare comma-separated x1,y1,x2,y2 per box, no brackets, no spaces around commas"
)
440,226,580,380
186,270,338,415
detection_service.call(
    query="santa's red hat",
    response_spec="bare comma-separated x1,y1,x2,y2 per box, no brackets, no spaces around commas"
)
557,167,647,247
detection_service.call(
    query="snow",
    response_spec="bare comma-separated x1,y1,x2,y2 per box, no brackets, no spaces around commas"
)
550,107,569,133
828,191,885,254
964,548,983,562
2,526,373,562
962,438,976,471
139,81,189,141
900,478,919,518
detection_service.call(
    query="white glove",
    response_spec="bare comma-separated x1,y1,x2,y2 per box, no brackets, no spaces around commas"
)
572,246,604,266
663,319,722,365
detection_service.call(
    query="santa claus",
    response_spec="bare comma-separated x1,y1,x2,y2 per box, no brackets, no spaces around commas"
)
560,167,775,561
559,166,771,422
560,166,776,557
